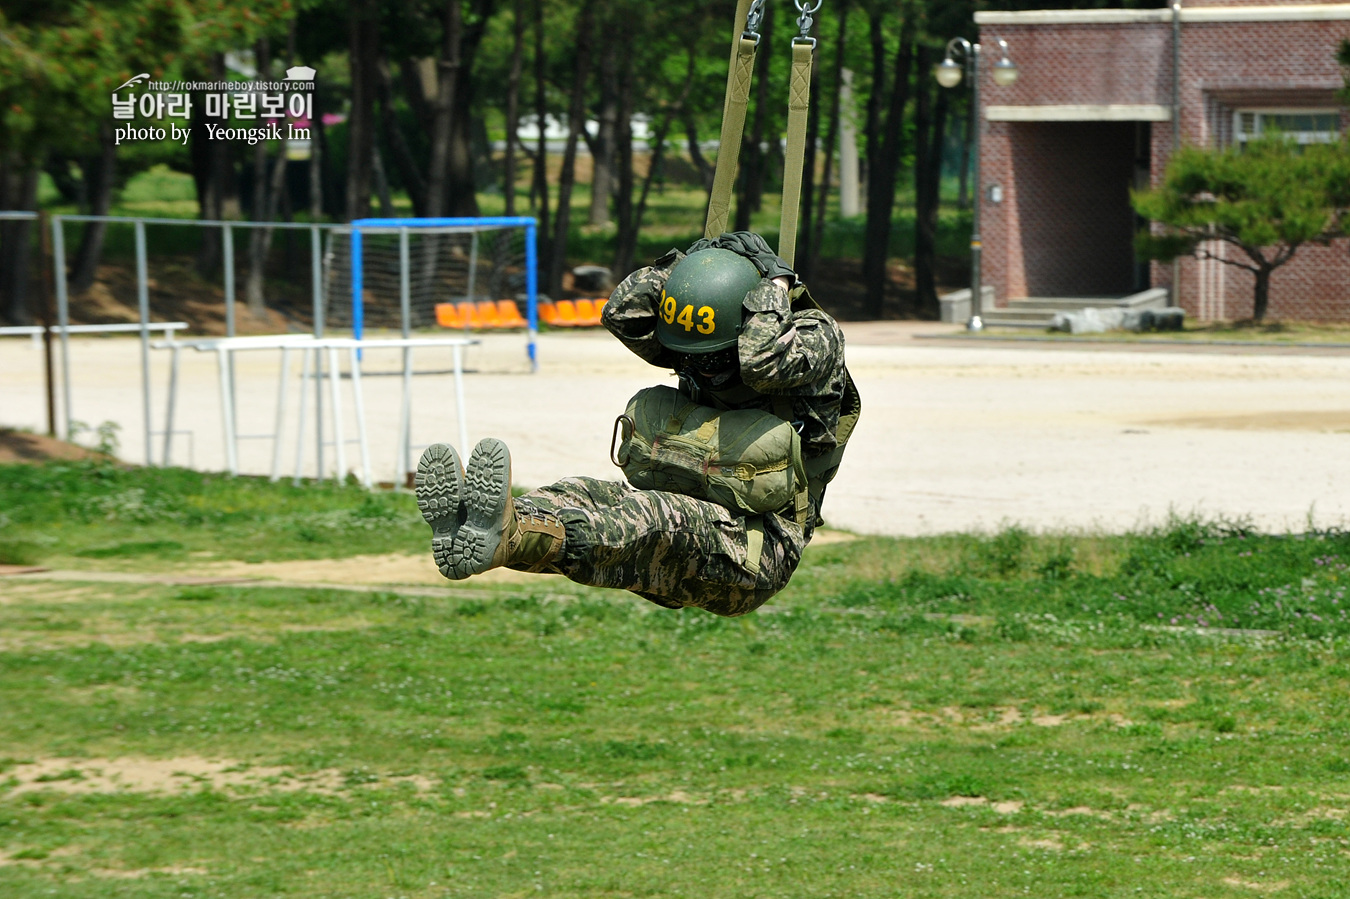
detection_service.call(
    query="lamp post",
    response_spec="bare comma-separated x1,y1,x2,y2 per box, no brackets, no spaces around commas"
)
936,37,1018,331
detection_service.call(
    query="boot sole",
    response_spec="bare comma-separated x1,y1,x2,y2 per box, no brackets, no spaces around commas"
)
460,438,513,578
414,443,466,580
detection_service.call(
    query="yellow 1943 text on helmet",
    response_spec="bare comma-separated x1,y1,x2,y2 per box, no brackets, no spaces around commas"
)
655,248,762,354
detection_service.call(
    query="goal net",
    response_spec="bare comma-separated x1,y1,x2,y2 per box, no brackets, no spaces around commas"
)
323,217,540,367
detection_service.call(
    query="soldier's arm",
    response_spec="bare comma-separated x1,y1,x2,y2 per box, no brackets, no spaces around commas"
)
601,249,683,368
738,279,845,392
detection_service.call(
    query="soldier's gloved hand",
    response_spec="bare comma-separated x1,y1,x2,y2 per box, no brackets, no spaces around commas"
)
686,231,797,287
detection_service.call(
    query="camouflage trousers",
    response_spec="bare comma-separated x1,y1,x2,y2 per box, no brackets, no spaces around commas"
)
515,477,811,617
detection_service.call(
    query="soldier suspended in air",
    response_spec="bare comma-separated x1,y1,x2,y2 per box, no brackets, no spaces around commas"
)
414,231,859,617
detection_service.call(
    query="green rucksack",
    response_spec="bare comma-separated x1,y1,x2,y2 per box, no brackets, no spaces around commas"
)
611,385,810,525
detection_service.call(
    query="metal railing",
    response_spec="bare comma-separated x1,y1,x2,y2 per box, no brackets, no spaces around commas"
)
3,210,539,478
46,215,335,462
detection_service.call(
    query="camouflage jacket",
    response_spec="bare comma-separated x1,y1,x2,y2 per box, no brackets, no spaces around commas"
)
601,249,848,461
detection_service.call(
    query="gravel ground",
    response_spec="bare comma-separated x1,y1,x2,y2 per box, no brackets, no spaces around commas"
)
3,323,1347,536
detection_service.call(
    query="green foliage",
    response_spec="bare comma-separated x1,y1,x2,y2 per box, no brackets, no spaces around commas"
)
1133,136,1350,261
0,1,292,160
1132,135,1350,319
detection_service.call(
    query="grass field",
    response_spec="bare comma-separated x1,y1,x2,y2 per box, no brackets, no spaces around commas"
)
2,459,1349,897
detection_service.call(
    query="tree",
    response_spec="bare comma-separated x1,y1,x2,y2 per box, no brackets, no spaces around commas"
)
860,3,916,318
0,0,291,321
1132,135,1350,322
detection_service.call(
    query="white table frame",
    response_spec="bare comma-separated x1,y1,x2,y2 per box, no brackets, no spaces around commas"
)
151,335,476,488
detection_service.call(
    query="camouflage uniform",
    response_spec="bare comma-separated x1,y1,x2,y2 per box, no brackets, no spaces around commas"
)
515,248,849,617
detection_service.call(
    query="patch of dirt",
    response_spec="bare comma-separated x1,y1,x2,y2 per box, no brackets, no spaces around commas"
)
940,796,989,808
1019,836,1066,852
1,756,431,796
1047,805,1113,820
204,552,560,587
1144,410,1350,433
1223,877,1291,893
600,789,706,807
970,707,1024,731
90,865,210,880
0,428,109,464
69,262,297,336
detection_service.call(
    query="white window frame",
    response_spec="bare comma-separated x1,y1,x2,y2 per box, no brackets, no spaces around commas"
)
1233,108,1342,145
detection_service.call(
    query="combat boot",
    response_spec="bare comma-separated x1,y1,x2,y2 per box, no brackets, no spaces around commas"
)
457,438,565,577
415,443,468,580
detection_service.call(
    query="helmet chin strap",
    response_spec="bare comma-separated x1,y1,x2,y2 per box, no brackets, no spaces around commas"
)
681,345,740,378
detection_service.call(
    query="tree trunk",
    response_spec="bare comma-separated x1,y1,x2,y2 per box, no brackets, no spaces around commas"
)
914,51,949,318
957,97,971,210
247,37,273,317
44,158,81,207
1253,265,1272,322
735,0,774,232
503,0,525,216
446,77,482,217
589,27,619,228
620,53,696,276
310,78,326,220
372,145,394,217
913,46,933,309
399,56,433,133
549,0,597,297
531,0,551,278
863,12,885,189
345,0,378,221
808,2,849,281
0,156,39,325
610,40,637,274
70,123,116,294
425,0,462,219
377,56,428,216
684,111,714,193
191,59,223,276
245,134,291,319
862,14,916,319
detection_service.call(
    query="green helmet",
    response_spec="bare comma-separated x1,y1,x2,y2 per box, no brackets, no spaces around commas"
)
656,248,761,354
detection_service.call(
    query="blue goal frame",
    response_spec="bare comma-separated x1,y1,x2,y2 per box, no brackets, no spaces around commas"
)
349,216,540,370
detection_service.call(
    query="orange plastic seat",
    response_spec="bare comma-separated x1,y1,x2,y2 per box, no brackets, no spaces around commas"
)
476,300,504,328
496,299,527,327
435,303,462,328
537,300,558,325
456,301,481,329
594,297,608,319
554,299,579,326
574,298,599,326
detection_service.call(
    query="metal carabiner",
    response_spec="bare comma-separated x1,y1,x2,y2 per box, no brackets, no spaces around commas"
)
611,415,635,467
743,0,767,45
794,0,822,41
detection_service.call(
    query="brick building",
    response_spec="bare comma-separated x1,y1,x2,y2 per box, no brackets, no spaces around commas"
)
972,1,1350,322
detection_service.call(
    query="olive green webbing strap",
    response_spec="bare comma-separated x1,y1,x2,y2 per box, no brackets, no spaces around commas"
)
705,0,760,239
776,39,814,268
745,516,765,574
720,0,756,133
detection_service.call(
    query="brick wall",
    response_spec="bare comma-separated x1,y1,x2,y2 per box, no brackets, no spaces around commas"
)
980,10,1350,321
